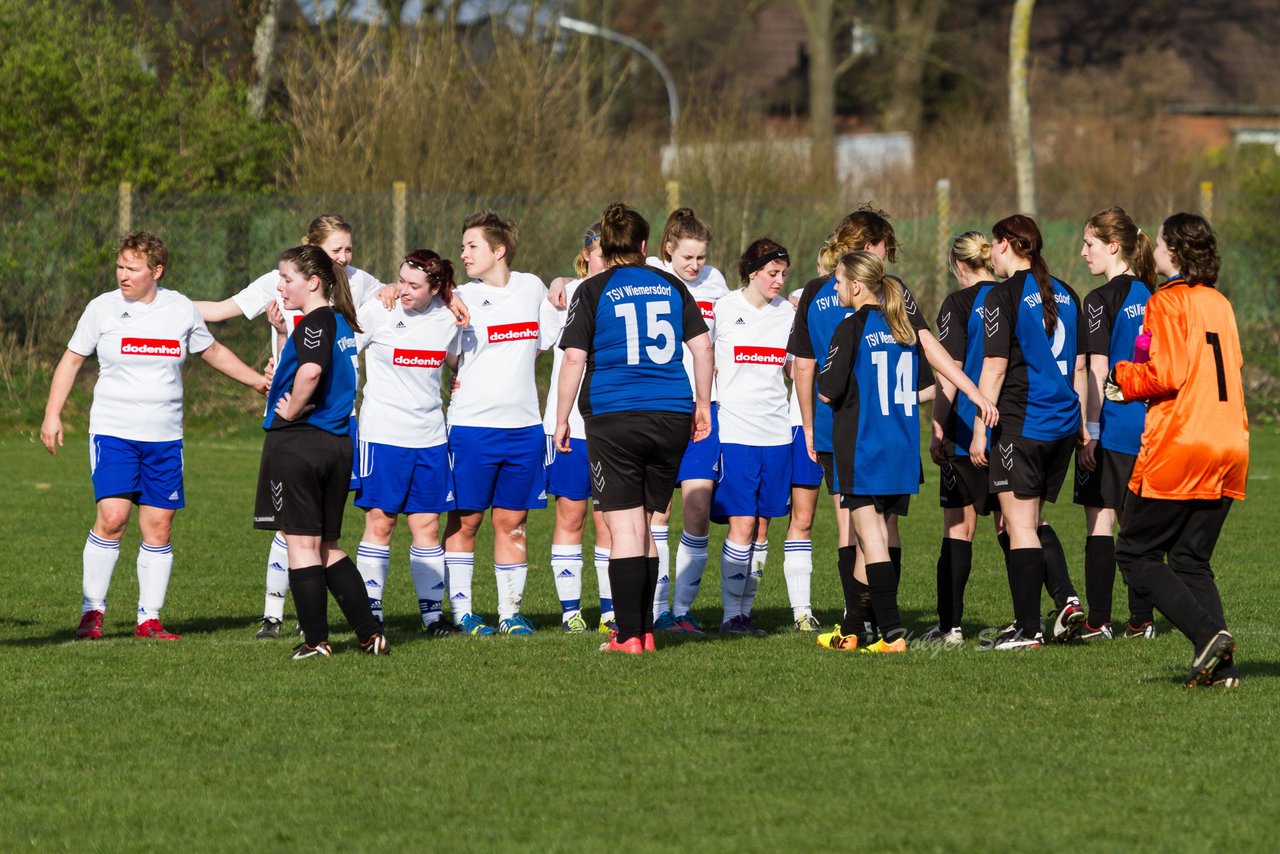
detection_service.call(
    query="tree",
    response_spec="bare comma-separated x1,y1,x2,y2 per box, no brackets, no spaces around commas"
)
881,0,946,135
1009,0,1036,216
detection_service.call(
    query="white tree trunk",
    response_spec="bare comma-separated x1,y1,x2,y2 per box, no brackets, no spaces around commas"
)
1009,0,1036,217
248,0,283,120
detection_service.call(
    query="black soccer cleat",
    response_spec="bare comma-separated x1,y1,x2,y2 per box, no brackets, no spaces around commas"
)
423,616,463,637
291,640,333,660
1184,630,1234,688
359,632,390,655
256,617,283,639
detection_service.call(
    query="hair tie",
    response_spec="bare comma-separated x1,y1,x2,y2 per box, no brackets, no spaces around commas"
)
745,248,790,276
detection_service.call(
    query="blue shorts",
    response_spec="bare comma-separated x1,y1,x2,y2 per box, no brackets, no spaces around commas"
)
448,424,547,511
348,415,360,490
90,434,184,509
354,441,455,515
711,442,792,521
789,425,823,487
546,435,591,501
676,403,719,483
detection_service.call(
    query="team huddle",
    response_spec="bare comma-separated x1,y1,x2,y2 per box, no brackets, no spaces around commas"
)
40,202,1249,686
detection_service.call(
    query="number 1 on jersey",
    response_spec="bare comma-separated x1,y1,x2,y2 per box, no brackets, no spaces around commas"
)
615,302,676,365
871,350,916,416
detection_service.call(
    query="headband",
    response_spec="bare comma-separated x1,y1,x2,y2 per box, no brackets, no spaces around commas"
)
744,248,789,276
584,231,601,249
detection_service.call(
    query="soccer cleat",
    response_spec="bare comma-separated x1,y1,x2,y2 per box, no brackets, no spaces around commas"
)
673,613,705,635
256,617,283,639
793,614,822,633
291,640,333,659
1124,621,1157,639
499,615,535,636
423,616,462,637
1049,602,1086,643
654,610,685,633
816,625,858,652
135,619,180,640
1184,630,1235,688
76,609,104,640
642,632,656,652
457,613,497,636
562,612,589,634
598,617,618,634
718,615,754,636
916,624,964,645
599,633,643,654
359,632,389,655
981,628,1044,650
861,637,908,654
738,615,768,637
1079,620,1113,640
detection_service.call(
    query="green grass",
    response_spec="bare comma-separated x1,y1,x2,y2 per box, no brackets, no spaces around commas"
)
3,427,1279,851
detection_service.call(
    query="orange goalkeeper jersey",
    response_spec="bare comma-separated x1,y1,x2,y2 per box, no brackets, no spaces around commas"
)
1114,277,1248,500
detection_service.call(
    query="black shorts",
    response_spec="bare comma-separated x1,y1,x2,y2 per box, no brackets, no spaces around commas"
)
817,452,837,495
988,432,1075,503
839,493,911,516
254,427,353,539
585,411,690,513
1073,446,1137,511
939,454,997,515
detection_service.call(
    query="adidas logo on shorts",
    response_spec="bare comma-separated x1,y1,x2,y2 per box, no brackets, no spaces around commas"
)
168,491,179,501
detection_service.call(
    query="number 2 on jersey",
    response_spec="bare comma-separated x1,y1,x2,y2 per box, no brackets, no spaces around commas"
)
870,350,916,416
615,302,676,365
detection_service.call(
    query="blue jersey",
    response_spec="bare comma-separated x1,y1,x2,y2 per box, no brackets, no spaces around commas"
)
982,270,1085,442
817,307,929,496
264,306,358,436
559,265,708,416
1083,274,1152,455
789,274,927,454
936,281,997,456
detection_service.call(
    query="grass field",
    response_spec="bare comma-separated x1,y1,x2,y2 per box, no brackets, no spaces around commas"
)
2,427,1278,851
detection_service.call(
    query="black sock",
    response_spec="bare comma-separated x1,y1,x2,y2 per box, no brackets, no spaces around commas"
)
325,556,382,643
1039,524,1077,607
866,561,904,640
997,531,1011,558
609,555,648,642
938,538,972,630
1006,548,1044,635
642,556,659,635
289,564,329,647
888,546,902,582
1084,535,1116,626
836,546,860,634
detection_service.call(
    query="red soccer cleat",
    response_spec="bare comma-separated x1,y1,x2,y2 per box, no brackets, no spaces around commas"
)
76,610,104,640
642,632,656,652
599,633,643,655
135,619,181,640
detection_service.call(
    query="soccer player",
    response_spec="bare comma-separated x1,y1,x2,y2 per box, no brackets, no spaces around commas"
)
711,239,794,636
970,215,1088,650
1109,213,1246,688
646,208,729,635
254,244,386,659
816,251,934,653
1075,207,1158,640
923,232,1004,645
443,210,554,636
541,223,616,634
351,249,462,635
782,285,825,632
42,232,268,641
554,202,712,654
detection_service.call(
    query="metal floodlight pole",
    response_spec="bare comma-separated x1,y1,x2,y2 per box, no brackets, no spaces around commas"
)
556,14,680,154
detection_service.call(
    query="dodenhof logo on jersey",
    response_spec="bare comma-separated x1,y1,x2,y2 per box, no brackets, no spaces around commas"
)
734,346,786,366
121,338,181,357
487,322,539,343
698,301,715,320
392,349,446,369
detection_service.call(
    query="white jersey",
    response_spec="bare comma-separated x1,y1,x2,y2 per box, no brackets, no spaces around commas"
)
787,286,805,427
67,287,214,442
713,290,794,446
447,271,552,429
540,279,586,440
356,298,460,448
646,257,728,400
231,265,382,352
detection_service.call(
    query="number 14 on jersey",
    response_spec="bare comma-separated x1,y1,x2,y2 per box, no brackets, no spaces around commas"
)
871,350,916,416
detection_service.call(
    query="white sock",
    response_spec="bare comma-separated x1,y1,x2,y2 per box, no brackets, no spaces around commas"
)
742,547,764,617
552,544,583,618
136,541,173,624
752,540,769,574
356,541,390,622
495,562,526,620
264,533,289,621
594,547,613,619
82,530,120,613
651,525,670,618
783,539,814,619
673,532,709,617
409,544,446,627
444,551,474,617
720,539,752,621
